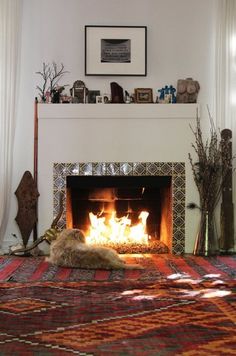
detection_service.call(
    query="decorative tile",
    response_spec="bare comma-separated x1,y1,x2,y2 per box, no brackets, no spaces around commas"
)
133,162,146,175
172,228,185,242
159,162,173,175
53,176,65,190
79,163,93,175
172,162,185,174
120,162,133,175
53,161,186,254
173,203,185,215
106,163,120,175
172,242,185,255
173,216,185,229
92,163,106,175
173,190,185,202
146,162,160,175
173,176,185,189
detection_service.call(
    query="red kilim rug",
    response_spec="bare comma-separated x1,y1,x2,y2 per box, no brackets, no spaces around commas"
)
0,254,235,282
0,254,235,354
0,278,235,355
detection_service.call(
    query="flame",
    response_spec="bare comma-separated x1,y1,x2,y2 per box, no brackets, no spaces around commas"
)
85,211,150,245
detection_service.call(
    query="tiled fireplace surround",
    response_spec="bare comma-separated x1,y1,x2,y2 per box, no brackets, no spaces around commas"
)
53,161,185,254
36,103,199,255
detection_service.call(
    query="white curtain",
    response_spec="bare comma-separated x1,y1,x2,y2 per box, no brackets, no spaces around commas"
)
0,0,22,249
215,0,236,251
215,0,236,129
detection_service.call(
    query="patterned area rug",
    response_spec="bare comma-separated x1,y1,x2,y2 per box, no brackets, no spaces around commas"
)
0,254,235,282
0,278,235,355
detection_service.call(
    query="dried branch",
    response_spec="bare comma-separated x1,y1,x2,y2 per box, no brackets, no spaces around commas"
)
36,62,69,102
188,110,232,213
35,62,50,101
48,62,69,94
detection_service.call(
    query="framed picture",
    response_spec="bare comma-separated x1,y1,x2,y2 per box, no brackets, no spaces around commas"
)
96,95,104,104
85,26,147,76
103,94,111,103
135,88,153,103
88,90,100,103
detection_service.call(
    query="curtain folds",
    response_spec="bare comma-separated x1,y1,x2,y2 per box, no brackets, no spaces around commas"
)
215,0,236,129
0,0,22,249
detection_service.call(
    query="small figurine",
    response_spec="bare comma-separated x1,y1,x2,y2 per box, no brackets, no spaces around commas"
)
158,87,165,101
110,82,124,103
70,80,88,103
176,78,200,103
169,85,176,103
125,90,131,103
157,85,177,103
51,86,65,103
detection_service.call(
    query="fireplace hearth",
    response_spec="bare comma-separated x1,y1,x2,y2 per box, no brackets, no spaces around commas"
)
53,162,185,254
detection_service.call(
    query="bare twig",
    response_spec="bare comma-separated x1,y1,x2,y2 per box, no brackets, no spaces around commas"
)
48,62,69,94
36,62,69,102
189,110,232,213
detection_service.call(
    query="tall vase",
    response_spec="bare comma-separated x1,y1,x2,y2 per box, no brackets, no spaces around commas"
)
193,210,219,256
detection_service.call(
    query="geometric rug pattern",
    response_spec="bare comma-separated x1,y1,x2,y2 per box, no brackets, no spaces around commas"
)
0,278,235,355
0,254,236,282
0,254,235,354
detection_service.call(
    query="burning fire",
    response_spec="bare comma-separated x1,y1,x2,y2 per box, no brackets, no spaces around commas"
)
85,211,150,245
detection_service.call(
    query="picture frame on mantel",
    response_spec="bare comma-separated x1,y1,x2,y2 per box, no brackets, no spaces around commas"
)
85,25,147,76
135,88,153,103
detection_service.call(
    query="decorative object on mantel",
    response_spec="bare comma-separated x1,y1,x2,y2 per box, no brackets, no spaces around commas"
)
88,90,100,103
110,82,124,103
14,171,39,249
176,78,200,103
156,85,176,103
188,108,232,256
70,80,88,103
36,62,69,103
220,129,234,252
124,90,132,103
135,88,153,103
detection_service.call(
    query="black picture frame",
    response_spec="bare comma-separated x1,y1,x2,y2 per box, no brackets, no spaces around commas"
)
85,26,147,76
88,90,101,103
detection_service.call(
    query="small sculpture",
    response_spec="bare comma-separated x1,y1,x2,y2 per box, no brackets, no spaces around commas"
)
176,78,200,103
70,80,88,103
157,85,176,103
125,90,131,103
51,86,65,103
110,82,124,103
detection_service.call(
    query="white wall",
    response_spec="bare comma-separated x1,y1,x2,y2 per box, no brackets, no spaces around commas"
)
3,0,216,252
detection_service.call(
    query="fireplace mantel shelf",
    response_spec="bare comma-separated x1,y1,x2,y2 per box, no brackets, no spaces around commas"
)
38,103,199,120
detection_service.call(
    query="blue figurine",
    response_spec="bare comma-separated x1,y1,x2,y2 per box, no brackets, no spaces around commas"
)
169,85,177,103
158,87,165,101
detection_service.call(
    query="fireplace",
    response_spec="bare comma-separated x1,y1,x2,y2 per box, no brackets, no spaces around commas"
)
66,175,172,253
53,162,186,254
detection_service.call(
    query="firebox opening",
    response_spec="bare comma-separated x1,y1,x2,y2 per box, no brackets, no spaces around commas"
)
66,176,172,253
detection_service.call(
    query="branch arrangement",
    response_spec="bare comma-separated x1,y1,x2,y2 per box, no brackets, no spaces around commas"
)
36,62,68,102
188,108,232,213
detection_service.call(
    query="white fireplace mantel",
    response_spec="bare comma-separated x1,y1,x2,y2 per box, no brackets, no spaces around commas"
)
36,101,200,254
38,103,199,120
